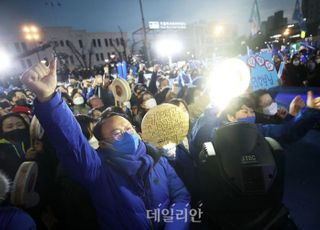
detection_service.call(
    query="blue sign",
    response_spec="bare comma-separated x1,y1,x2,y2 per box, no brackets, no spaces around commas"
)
116,61,128,80
241,52,279,91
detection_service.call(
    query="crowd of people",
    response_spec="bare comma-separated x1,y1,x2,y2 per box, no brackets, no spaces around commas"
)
0,48,319,230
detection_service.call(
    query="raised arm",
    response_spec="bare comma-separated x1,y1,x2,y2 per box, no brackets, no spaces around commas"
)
259,91,320,145
21,60,102,185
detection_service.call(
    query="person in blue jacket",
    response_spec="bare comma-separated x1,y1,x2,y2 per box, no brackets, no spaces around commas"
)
192,94,320,156
21,59,191,230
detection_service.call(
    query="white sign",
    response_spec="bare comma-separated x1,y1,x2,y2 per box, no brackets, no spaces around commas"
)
149,21,187,30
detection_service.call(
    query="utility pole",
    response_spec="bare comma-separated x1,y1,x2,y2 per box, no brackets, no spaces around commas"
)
139,0,151,66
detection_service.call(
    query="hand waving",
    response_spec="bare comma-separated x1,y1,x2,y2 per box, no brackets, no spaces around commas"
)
307,91,320,110
20,59,57,102
289,95,305,116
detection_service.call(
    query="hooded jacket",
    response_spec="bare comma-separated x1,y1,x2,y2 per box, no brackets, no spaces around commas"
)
34,92,190,230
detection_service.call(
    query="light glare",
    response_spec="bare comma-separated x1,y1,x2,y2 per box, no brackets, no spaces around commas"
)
208,58,250,111
156,39,183,57
0,50,11,72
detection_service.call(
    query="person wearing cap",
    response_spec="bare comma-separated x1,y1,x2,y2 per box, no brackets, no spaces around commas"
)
21,60,191,229
11,105,32,124
0,113,30,179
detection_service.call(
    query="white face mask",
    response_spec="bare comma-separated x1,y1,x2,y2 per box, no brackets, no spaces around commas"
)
316,59,320,64
161,143,177,160
88,136,99,149
263,102,278,115
73,97,84,105
293,61,300,66
143,98,157,109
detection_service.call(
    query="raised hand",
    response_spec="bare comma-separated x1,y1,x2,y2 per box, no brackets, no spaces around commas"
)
277,107,288,119
307,91,320,110
20,59,57,102
289,95,305,116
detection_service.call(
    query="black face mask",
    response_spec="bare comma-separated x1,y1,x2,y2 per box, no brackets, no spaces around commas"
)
15,99,28,106
2,128,29,143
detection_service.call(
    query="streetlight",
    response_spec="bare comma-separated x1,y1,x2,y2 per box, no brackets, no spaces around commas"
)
283,28,290,36
21,24,41,61
214,25,224,37
156,39,183,66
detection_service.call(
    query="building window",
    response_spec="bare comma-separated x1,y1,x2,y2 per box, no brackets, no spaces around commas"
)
107,52,110,58
14,42,21,53
70,55,75,65
82,54,86,60
65,57,69,65
120,38,125,46
100,53,104,60
79,40,83,48
109,39,113,46
21,42,27,52
26,59,32,67
104,39,109,47
96,53,100,61
20,60,26,69
60,40,64,47
92,39,97,48
97,39,101,47
116,38,120,46
123,51,126,58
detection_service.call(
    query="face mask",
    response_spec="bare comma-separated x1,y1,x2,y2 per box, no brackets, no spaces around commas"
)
316,59,320,64
161,143,177,160
112,132,140,154
143,98,157,110
237,116,256,124
293,61,300,66
3,128,29,143
15,99,28,106
262,102,278,115
73,97,84,105
88,136,99,149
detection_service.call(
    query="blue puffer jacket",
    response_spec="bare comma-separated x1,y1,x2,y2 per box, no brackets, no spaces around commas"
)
34,92,190,230
0,206,36,230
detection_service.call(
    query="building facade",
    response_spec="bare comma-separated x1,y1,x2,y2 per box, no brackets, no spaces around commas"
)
0,26,129,74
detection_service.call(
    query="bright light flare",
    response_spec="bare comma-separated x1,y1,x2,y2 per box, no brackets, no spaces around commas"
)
25,34,32,40
207,58,250,111
23,26,30,33
33,34,40,40
214,25,224,36
30,26,38,32
283,28,290,36
156,39,183,57
0,50,11,72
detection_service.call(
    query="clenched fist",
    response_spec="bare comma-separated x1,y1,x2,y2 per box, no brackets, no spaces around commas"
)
20,59,57,102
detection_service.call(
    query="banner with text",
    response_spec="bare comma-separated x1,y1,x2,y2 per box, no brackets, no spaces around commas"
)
241,52,279,91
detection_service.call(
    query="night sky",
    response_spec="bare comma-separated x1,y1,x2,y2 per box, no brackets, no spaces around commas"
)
0,0,296,37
